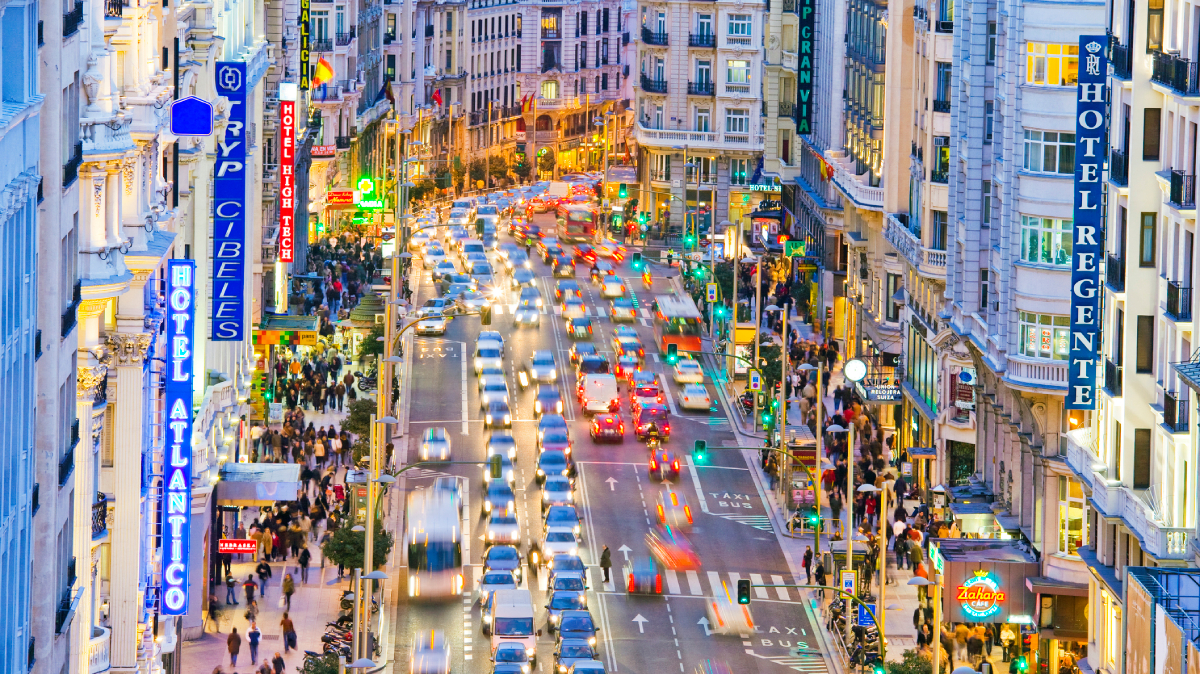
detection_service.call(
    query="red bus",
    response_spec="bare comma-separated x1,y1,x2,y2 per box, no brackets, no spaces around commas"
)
556,204,599,242
652,295,704,353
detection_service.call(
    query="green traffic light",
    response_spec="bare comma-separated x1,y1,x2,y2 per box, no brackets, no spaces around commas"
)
693,440,708,464
666,344,678,365
871,663,886,674
618,183,628,198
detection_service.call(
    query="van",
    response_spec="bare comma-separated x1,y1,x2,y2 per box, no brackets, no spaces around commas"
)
487,589,539,664
578,374,619,415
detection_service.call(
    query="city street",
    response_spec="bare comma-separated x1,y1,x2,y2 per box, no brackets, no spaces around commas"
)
390,210,836,674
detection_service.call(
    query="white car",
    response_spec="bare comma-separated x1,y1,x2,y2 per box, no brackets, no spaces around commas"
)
477,569,520,601
486,511,522,546
594,241,624,258
513,300,541,326
461,291,491,312
541,475,574,511
431,260,457,280
609,297,637,322
561,296,586,319
420,427,451,461
479,330,506,356
672,358,704,384
656,488,694,531
424,246,448,267
536,529,581,563
600,278,626,299
416,297,456,318
409,230,431,251
510,268,537,289
487,432,518,460
483,453,516,487
679,383,712,410
410,630,451,674
479,376,511,407
474,342,504,374
416,311,448,335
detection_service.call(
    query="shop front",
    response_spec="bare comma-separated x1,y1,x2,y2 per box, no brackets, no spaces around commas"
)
253,314,322,403
1026,576,1089,674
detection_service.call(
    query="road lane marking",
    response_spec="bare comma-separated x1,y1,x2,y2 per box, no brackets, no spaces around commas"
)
750,573,770,599
458,339,469,435
686,571,704,595
707,571,725,597
772,575,790,600
665,570,682,595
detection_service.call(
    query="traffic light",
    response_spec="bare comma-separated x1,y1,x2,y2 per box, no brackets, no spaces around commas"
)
693,265,706,279
806,506,821,529
736,579,751,605
693,440,708,464
871,662,886,674
489,455,502,479
630,252,643,270
476,218,485,236
666,343,678,365
619,183,628,199
761,410,774,429
480,305,492,326
1013,657,1028,673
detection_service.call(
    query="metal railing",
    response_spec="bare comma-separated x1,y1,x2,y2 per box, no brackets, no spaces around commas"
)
1170,170,1196,208
54,588,71,633
1109,148,1128,185
63,1,84,36
104,0,125,17
640,75,668,93
1164,391,1190,433
92,495,108,538
688,33,715,47
384,30,396,43
1111,33,1132,79
61,280,80,337
642,27,668,45
336,31,354,46
930,168,948,183
542,28,560,39
67,557,77,588
542,59,561,73
32,484,39,517
1106,254,1125,292
932,99,951,112
1167,281,1193,321
34,329,41,361
1152,50,1200,96
778,101,795,117
1105,358,1123,397
335,135,352,149
687,81,715,95
935,19,953,32
312,37,334,51
63,142,82,188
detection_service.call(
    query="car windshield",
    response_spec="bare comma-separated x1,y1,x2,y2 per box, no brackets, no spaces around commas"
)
546,531,575,542
472,265,492,275
409,539,460,572
486,546,519,561
540,453,567,468
545,477,570,491
560,643,594,658
640,408,668,421
491,514,518,525
542,431,569,444
553,556,585,571
483,572,514,585
546,508,579,525
477,205,498,215
553,576,586,591
494,646,526,662
493,618,534,636
532,355,555,366
550,593,585,610
579,359,610,374
635,386,659,397
487,485,515,500
560,616,595,631
478,349,501,358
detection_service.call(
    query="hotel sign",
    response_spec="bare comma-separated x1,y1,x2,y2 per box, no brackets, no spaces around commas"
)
299,0,311,90
1066,35,1108,410
161,259,195,616
795,0,815,133
279,84,296,263
213,62,247,341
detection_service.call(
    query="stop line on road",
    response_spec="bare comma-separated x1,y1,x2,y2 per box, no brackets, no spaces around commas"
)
485,303,655,320
467,565,800,602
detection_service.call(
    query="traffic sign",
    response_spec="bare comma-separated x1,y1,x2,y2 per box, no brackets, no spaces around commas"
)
858,602,876,627
840,570,856,597
929,541,945,574
170,96,214,136
705,283,718,302
784,240,807,257
748,369,762,391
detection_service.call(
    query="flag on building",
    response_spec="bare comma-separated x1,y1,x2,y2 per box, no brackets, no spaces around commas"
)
817,153,835,181
375,80,395,106
432,89,444,106
312,57,335,88
520,95,531,113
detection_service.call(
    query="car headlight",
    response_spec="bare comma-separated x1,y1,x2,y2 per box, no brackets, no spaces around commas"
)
574,525,580,534
560,667,568,673
535,401,542,413
484,501,492,512
551,614,560,623
504,414,511,424
486,415,493,423
570,547,578,556
537,469,545,476
556,401,563,412
550,370,557,380
488,531,495,540
508,500,515,510
526,649,535,658
588,637,597,646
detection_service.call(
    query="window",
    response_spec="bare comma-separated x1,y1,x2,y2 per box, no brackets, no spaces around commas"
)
931,210,948,250
1136,315,1153,372
1133,428,1151,488
1023,130,1076,174
580,11,588,35
1026,43,1079,86
446,12,453,30
987,22,997,63
697,13,713,35
695,107,710,131
1143,108,1161,160
730,158,748,185
656,11,665,33
386,54,396,81
601,73,608,89
654,104,663,128
1018,312,1070,360
984,101,994,142
1147,0,1163,52
445,49,453,70
652,153,671,180
696,59,712,83
726,59,750,84
980,269,990,311
1139,212,1156,266
1058,476,1086,555
885,274,902,322
935,62,952,102
725,108,749,133
541,80,559,98
982,181,992,225
727,13,751,35
1021,216,1073,265
602,8,609,32
601,39,609,64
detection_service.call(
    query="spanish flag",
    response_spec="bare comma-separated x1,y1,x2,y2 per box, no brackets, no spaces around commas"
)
817,152,834,181
312,57,335,88
520,94,531,113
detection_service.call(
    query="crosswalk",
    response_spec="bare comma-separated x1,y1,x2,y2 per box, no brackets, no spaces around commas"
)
469,565,801,602
485,304,655,320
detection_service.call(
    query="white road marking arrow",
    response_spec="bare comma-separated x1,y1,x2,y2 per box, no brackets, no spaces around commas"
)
632,614,649,634
606,477,618,491
698,617,712,636
618,545,632,561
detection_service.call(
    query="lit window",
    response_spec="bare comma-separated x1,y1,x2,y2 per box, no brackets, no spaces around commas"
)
1026,42,1078,86
1058,476,1087,555
1020,215,1073,266
726,59,750,84
1018,311,1070,360
541,80,559,99
725,108,749,133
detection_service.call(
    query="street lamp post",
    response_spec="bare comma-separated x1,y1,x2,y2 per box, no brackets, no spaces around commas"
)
858,481,890,653
797,361,823,558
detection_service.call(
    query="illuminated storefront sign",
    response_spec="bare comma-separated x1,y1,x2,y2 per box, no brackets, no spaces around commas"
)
298,0,311,90
795,0,815,133
956,571,1007,619
1066,35,1108,409
279,84,296,263
161,259,195,616
213,62,247,341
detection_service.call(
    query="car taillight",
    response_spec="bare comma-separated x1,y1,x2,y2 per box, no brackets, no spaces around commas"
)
663,423,670,433
655,574,663,594
628,573,635,593
684,506,693,523
672,461,680,471
657,504,665,521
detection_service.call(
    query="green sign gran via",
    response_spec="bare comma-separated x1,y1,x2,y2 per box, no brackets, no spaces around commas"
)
796,0,815,133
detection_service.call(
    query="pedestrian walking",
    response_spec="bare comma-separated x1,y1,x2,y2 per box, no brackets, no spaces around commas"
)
281,612,297,653
243,575,257,603
271,652,286,674
814,561,827,599
227,627,242,666
298,548,312,583
207,593,221,633
247,622,261,664
225,573,239,605
802,546,813,584
600,546,612,583
282,573,296,610
256,560,273,597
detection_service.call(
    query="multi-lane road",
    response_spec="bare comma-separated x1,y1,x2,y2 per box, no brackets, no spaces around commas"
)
389,211,834,674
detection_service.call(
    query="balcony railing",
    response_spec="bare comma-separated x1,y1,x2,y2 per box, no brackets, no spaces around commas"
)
640,75,668,93
27,637,34,672
335,31,354,46
91,495,108,539
54,587,71,634
1167,281,1193,321
642,27,668,45
335,135,352,149
58,430,76,486
384,30,396,44
1152,50,1200,96
778,101,795,117
63,141,82,188
61,281,80,337
542,59,561,73
688,81,715,96
542,28,560,39
1106,254,1125,292
1111,33,1133,79
935,19,953,32
88,627,110,674
312,37,334,52
1109,148,1128,186
1164,391,1190,433
688,33,715,47
63,1,84,36
34,329,41,361
1170,170,1196,209
930,168,948,183
67,556,77,588
1104,358,1123,397
932,99,951,113
104,0,125,17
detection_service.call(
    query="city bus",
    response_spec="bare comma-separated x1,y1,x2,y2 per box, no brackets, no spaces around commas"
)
405,484,465,598
555,204,599,243
653,294,704,354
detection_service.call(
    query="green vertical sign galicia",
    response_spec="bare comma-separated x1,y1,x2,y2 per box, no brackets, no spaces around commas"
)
795,0,815,133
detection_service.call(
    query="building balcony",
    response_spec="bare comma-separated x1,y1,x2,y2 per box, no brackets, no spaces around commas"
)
1003,355,1068,391
62,280,80,337
1169,170,1196,209
1111,33,1133,80
91,494,108,539
1152,50,1200,96
826,152,883,209
1104,358,1123,397
778,101,795,118
542,28,560,39
1106,254,1125,292
313,84,342,101
935,19,953,32
1065,428,1191,561
642,28,668,46
335,29,355,46
63,1,84,36
335,135,352,149
312,37,334,52
635,124,764,152
1164,390,1190,433
104,0,126,18
883,212,947,278
930,168,948,183
1167,280,1193,321
687,81,715,96
688,33,715,48
63,141,82,188
725,35,753,47
88,626,111,674
932,99,950,113
1109,148,1129,186
640,75,668,93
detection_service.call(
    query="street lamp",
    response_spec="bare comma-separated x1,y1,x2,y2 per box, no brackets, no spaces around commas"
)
909,576,942,674
857,481,890,654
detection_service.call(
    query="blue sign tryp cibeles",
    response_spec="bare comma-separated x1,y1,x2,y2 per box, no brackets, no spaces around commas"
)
1066,35,1109,410
213,62,247,341
161,259,195,616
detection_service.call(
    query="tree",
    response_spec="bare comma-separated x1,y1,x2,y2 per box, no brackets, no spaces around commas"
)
537,150,556,174
511,155,532,180
488,155,509,182
322,519,395,571
468,158,487,182
886,650,933,674
409,178,437,203
451,161,466,192
342,399,376,439
359,323,385,359
758,343,784,394
297,652,341,674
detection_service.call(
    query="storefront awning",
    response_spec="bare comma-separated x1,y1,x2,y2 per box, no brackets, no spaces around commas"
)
254,314,320,347
217,463,303,505
1025,576,1089,597
908,447,937,459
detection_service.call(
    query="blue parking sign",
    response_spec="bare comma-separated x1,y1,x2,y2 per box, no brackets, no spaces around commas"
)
170,96,214,136
749,369,762,391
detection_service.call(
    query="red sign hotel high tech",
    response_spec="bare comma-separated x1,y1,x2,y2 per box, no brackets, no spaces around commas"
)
278,82,297,262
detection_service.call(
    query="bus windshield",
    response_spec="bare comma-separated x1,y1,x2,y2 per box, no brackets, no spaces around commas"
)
409,539,462,572
565,208,593,222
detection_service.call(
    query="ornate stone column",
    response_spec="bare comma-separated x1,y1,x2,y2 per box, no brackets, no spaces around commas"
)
102,332,150,672
106,161,124,248
73,363,107,674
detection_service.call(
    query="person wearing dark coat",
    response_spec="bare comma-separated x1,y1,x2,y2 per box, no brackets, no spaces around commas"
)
599,546,612,582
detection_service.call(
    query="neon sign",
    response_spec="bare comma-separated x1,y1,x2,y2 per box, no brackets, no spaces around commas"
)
213,61,247,340
956,571,1006,619
278,84,296,263
161,259,195,616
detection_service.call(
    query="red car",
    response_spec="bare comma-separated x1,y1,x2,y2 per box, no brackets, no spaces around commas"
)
590,413,625,442
649,450,681,481
573,244,597,264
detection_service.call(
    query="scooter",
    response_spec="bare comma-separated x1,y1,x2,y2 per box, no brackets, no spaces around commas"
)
642,270,652,290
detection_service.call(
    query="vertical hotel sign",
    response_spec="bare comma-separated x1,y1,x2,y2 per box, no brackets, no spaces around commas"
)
214,62,247,341
795,0,815,133
299,0,311,90
1066,35,1108,410
161,259,195,616
279,83,297,262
